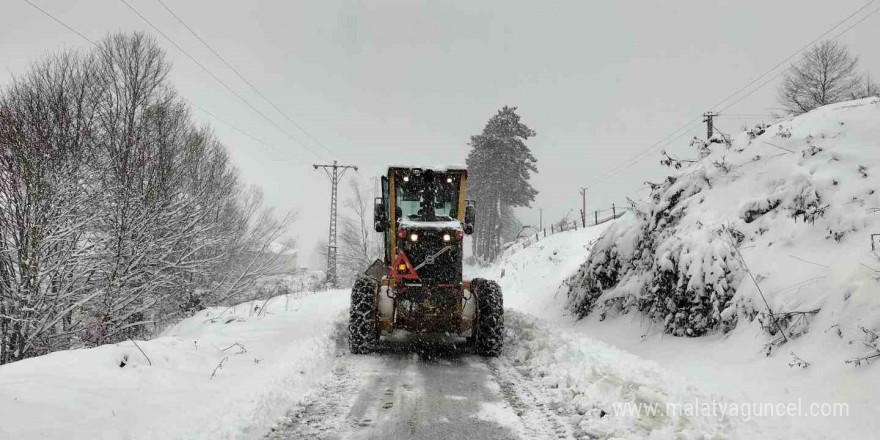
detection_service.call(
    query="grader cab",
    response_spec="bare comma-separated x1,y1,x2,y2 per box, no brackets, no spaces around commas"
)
349,166,503,356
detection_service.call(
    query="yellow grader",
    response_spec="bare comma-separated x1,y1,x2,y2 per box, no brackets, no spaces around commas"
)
349,166,503,356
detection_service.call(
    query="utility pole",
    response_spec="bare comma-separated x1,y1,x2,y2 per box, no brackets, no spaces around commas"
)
539,208,543,230
314,160,358,287
703,111,718,140
579,187,588,226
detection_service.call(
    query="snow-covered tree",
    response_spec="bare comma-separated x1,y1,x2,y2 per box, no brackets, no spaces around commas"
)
0,50,102,363
466,106,538,261
0,32,293,363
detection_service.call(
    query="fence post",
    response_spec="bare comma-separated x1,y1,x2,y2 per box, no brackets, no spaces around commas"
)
551,224,554,234
613,203,616,217
535,232,539,242
543,228,546,237
594,210,598,225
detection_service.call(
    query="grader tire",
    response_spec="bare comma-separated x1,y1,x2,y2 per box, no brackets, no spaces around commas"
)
473,278,503,357
349,276,379,354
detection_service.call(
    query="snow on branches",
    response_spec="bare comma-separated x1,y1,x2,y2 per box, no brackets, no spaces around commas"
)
0,33,294,364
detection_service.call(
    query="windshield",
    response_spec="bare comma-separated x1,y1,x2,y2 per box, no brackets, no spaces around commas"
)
395,170,460,221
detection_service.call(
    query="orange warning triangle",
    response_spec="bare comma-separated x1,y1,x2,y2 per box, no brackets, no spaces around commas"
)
390,252,419,280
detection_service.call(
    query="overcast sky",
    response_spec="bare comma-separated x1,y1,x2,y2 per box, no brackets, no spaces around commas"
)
3,0,879,267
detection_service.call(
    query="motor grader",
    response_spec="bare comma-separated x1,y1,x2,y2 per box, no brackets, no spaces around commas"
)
349,166,503,356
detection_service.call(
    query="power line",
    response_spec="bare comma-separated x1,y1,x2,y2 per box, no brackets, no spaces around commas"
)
586,117,702,188
182,97,308,166
21,0,97,46
154,0,337,158
117,0,327,161
717,2,880,114
587,118,701,187
20,0,307,168
587,0,880,189
709,0,877,112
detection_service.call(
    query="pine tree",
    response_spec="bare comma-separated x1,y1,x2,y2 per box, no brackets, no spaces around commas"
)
466,106,537,261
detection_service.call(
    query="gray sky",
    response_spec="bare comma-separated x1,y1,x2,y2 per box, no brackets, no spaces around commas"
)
3,0,879,267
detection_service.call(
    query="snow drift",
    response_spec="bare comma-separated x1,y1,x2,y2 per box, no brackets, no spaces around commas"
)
475,221,878,439
565,98,880,356
0,290,350,439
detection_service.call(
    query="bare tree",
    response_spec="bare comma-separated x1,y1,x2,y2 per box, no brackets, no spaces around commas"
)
207,187,297,305
0,50,102,362
0,32,295,363
337,178,382,286
778,40,862,114
857,75,880,99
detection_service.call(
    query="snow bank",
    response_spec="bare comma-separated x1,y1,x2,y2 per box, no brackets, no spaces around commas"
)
502,310,780,439
467,223,615,317
472,214,880,438
566,98,880,351
0,290,350,439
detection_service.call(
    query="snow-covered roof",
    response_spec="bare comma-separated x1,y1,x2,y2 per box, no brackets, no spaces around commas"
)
398,218,463,231
388,164,467,172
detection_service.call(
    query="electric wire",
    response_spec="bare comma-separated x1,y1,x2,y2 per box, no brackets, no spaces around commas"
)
117,0,327,161
716,2,880,114
154,0,336,157
586,0,880,188
181,97,309,166
20,0,308,167
21,0,97,46
708,0,877,112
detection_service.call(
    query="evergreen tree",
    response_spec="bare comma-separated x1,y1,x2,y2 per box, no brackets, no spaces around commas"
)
466,106,538,261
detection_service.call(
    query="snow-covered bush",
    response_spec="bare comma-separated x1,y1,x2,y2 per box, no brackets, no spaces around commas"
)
567,174,743,336
567,98,880,343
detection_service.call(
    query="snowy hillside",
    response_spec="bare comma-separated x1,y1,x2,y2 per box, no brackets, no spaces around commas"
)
566,97,880,357
468,227,783,438
472,222,880,439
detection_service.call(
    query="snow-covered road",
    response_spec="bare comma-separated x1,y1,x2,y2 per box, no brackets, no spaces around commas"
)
5,223,870,438
267,337,570,440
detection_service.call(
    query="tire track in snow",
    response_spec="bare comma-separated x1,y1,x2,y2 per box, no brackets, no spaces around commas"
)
266,338,570,439
266,355,377,439
486,356,574,440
